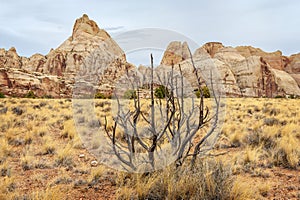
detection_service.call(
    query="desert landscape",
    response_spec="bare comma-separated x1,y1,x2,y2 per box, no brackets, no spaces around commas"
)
0,10,300,200
0,98,299,199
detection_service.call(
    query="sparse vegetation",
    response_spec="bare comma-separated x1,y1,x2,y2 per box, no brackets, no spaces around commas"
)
42,94,54,99
24,90,36,98
123,89,137,99
154,85,169,99
195,86,210,98
0,98,298,199
95,92,111,99
0,92,5,98
116,159,233,200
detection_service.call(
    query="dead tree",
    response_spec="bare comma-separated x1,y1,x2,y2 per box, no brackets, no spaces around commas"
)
103,53,221,171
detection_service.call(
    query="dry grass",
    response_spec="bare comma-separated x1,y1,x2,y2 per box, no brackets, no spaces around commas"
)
29,185,66,200
0,177,16,199
116,159,233,200
230,177,257,200
0,98,299,199
222,98,300,169
54,143,74,168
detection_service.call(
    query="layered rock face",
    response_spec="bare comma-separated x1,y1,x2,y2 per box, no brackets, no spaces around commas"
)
284,53,300,87
160,41,191,65
235,46,286,70
0,47,23,69
0,14,130,98
202,42,224,57
160,42,300,97
0,15,299,98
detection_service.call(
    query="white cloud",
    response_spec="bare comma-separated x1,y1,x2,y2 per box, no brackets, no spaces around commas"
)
0,0,299,58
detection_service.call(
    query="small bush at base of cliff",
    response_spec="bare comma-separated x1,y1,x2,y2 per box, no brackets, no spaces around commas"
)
42,95,53,99
95,93,106,99
123,90,137,99
195,86,210,98
24,91,36,98
154,85,169,99
0,93,5,98
94,93,111,99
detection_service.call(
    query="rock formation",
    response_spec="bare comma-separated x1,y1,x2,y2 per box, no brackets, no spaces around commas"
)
160,41,191,65
235,46,287,70
160,41,300,97
0,15,299,98
202,42,224,57
284,53,300,87
0,47,23,69
0,14,131,98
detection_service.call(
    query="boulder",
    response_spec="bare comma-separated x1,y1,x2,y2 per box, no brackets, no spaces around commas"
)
270,68,300,96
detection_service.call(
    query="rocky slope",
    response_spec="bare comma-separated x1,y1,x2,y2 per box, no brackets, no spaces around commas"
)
0,15,299,98
160,42,300,97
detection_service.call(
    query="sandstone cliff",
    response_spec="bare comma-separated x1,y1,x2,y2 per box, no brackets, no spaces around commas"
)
0,15,299,98
0,14,130,98
284,53,300,87
160,42,300,97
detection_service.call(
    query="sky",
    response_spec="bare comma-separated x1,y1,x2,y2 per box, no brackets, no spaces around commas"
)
1,0,300,65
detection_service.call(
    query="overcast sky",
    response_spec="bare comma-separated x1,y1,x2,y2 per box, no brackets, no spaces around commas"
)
1,0,300,64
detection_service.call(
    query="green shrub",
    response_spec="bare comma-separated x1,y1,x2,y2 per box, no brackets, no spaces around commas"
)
123,90,137,99
94,92,112,99
274,95,284,98
24,91,36,98
287,94,297,99
195,86,210,98
154,85,169,99
0,92,5,98
42,95,53,99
